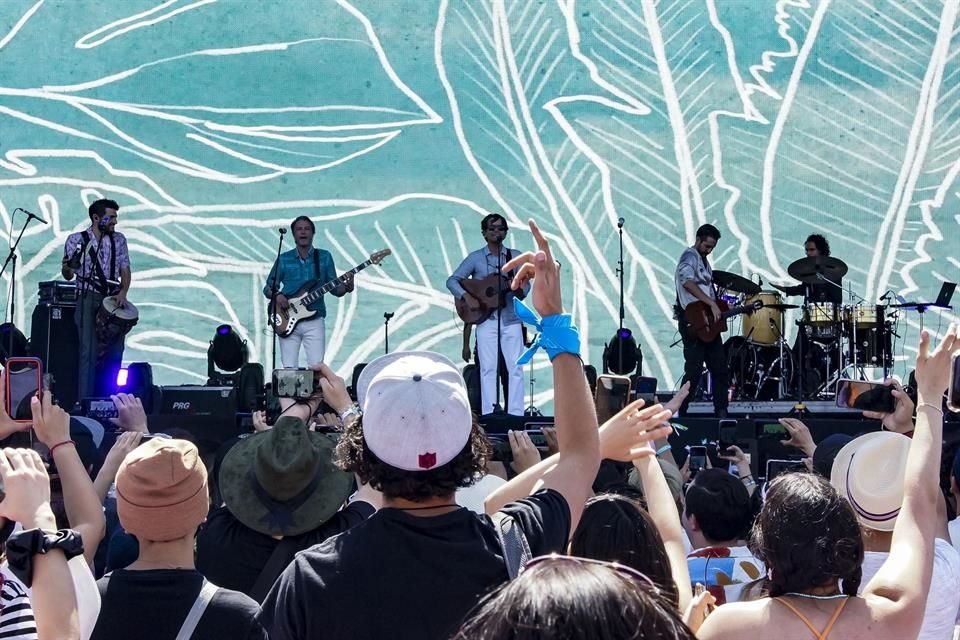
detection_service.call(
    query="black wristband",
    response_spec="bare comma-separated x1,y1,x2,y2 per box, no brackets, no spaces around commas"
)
6,528,85,587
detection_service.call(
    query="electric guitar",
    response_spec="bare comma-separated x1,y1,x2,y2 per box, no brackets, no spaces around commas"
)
684,299,763,342
455,272,514,324
269,249,391,337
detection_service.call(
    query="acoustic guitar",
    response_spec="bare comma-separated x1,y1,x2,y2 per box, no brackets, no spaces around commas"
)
455,272,513,324
684,299,763,342
269,249,391,337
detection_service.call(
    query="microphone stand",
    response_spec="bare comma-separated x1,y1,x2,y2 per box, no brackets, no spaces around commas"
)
269,230,285,371
493,243,505,414
616,220,625,371
0,210,40,359
383,312,395,354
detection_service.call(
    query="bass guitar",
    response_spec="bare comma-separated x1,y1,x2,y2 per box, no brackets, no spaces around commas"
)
684,299,763,343
455,272,513,324
269,249,391,337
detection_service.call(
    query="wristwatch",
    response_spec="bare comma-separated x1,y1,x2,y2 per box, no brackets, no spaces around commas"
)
6,528,85,587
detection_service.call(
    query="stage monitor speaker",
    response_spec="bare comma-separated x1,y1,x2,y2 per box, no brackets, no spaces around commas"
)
149,386,239,456
30,304,79,410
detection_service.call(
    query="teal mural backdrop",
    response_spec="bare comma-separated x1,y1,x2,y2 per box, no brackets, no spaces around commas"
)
0,0,957,408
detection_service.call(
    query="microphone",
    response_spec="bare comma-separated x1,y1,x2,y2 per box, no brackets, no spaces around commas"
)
279,228,287,235
617,217,625,229
16,208,49,225
879,290,892,301
66,245,83,270
758,275,764,288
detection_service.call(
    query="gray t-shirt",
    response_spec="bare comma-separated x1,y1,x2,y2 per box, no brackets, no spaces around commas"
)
675,247,714,309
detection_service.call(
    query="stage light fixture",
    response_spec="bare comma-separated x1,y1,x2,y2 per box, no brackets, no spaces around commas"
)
116,368,129,387
603,328,642,375
207,325,249,386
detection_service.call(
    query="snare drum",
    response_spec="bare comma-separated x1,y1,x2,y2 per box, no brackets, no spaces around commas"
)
741,291,783,345
844,304,883,330
95,296,139,356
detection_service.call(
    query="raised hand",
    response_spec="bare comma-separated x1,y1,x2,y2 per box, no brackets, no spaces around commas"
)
314,362,353,414
861,379,915,434
914,324,958,400
599,398,673,461
0,448,55,530
501,220,562,318
508,430,541,474
30,393,70,448
779,418,816,456
109,393,148,433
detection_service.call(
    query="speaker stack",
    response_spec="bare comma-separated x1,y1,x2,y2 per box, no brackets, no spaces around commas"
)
30,281,80,410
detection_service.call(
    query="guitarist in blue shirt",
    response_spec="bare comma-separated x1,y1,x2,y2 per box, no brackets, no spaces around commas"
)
264,216,354,367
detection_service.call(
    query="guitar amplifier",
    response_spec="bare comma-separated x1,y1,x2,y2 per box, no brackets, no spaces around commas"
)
38,281,78,306
149,386,240,457
30,303,79,410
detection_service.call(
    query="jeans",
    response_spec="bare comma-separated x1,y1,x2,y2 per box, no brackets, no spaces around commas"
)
678,318,729,414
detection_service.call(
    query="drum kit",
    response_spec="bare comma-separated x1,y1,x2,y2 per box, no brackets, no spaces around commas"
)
717,256,897,402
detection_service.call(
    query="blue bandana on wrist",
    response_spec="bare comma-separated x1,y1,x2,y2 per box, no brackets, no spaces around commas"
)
514,298,581,364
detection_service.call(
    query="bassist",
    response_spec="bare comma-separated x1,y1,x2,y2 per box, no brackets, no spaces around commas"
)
264,216,353,367
446,214,529,416
674,223,729,418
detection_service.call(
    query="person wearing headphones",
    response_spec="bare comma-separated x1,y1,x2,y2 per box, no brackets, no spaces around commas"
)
62,198,132,400
446,213,529,416
264,216,353,367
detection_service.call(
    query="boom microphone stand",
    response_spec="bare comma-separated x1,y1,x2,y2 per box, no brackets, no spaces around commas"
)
0,209,44,358
493,238,505,414
269,228,286,371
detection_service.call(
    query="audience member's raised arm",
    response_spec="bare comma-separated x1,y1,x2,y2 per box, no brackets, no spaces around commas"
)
481,220,599,531
863,324,957,633
0,448,80,639
31,394,106,567
633,436,692,612
485,396,672,515
93,432,144,503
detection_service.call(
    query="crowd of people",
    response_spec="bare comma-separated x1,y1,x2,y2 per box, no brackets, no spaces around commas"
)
0,218,957,639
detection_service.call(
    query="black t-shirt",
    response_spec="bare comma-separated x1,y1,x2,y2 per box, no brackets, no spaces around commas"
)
196,501,375,598
91,569,268,640
258,489,570,640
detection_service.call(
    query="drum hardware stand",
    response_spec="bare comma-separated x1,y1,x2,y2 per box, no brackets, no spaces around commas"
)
0,209,44,358
766,318,794,401
383,311,395,354
269,228,286,371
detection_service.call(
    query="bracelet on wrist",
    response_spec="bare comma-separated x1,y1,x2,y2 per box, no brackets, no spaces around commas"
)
49,440,76,456
918,402,944,417
339,404,362,427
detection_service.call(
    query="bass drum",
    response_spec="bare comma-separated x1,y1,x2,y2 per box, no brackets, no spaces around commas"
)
726,337,794,401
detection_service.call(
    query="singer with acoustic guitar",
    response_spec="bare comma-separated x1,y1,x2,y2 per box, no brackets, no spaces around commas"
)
264,216,354,367
61,198,133,400
446,213,529,416
674,223,730,418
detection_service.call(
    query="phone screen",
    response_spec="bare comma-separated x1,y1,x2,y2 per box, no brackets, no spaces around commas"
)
688,446,707,472
6,357,42,422
272,368,319,399
948,353,960,413
766,458,802,482
758,422,787,437
836,379,896,413
595,375,631,424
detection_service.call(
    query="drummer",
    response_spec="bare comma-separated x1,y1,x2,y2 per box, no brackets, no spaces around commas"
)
62,199,132,400
771,234,842,304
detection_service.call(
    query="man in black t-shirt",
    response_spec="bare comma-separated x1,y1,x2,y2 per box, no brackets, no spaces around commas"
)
258,219,602,640
91,438,267,640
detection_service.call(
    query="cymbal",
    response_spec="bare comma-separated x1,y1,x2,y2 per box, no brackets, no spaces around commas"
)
713,270,761,296
787,256,848,284
764,303,800,311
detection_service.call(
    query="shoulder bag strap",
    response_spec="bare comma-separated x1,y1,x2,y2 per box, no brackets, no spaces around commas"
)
175,579,219,640
110,234,117,282
249,538,299,603
491,511,531,580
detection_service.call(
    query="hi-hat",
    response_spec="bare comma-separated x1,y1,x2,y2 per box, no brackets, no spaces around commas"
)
713,271,761,296
787,256,848,284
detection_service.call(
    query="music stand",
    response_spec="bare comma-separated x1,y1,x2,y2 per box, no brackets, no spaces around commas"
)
890,282,956,331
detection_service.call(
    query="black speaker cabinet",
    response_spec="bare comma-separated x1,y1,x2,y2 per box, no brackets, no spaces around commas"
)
149,386,240,456
30,304,80,410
